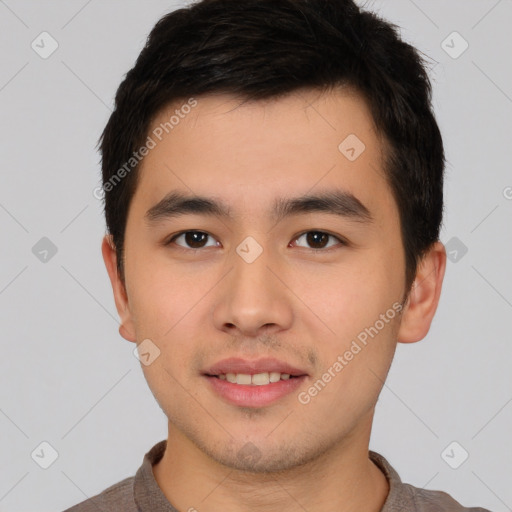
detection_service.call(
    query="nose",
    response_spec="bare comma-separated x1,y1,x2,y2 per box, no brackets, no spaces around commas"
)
211,244,294,339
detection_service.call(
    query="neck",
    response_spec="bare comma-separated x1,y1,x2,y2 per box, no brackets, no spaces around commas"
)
152,417,389,512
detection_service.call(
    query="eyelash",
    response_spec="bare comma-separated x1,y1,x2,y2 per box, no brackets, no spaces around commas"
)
164,230,347,253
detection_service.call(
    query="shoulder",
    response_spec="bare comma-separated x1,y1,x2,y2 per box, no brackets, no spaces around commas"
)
369,451,492,512
400,482,492,512
63,476,136,512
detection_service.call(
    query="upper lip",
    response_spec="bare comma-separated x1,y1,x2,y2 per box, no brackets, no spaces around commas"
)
204,357,308,377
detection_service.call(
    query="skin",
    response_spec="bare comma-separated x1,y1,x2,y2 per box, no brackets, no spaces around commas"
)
102,88,446,512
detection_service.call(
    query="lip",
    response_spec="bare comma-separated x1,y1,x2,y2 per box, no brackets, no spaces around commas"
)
205,374,307,407
204,357,308,377
203,357,309,408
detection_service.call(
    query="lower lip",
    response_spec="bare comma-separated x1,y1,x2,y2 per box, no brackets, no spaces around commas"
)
205,375,307,407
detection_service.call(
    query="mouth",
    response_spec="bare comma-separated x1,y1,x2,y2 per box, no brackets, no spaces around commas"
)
207,371,300,385
203,357,308,407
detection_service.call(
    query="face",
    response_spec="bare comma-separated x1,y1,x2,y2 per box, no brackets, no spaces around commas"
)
103,88,439,473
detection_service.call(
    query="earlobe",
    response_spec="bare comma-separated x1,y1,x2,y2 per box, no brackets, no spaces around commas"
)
397,241,447,344
101,235,137,343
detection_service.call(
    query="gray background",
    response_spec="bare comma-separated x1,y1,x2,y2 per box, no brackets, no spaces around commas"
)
0,1,511,511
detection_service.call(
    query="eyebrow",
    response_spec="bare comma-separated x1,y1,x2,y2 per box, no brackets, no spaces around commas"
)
145,189,373,225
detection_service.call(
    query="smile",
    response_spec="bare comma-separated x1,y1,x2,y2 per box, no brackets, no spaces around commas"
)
215,372,294,385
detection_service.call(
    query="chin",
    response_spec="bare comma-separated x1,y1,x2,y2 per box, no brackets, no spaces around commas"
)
195,432,332,475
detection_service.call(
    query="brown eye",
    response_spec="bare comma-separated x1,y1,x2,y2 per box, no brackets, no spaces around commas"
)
170,231,218,249
293,231,344,250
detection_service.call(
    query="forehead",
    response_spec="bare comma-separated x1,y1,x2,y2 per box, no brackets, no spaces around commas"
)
132,88,394,221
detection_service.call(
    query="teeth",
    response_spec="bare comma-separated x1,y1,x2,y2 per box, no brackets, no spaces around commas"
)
236,373,252,385
269,372,281,383
252,372,270,386
217,372,295,385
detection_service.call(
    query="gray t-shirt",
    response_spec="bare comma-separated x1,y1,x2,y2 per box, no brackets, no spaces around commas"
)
63,440,491,511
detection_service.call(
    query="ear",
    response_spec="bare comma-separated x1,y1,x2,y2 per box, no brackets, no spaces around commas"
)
101,235,137,343
397,241,447,344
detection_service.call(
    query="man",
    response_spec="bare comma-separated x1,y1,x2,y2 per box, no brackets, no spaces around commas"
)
66,0,491,510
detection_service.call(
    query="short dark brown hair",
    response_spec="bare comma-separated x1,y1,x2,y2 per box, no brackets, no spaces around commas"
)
99,0,445,294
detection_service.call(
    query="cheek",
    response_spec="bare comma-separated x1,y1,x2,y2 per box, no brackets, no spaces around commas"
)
294,257,399,336
126,259,215,379
294,259,402,404
126,254,203,339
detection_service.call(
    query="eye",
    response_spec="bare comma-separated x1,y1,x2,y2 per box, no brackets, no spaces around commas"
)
167,230,220,249
165,230,345,251
292,230,346,250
